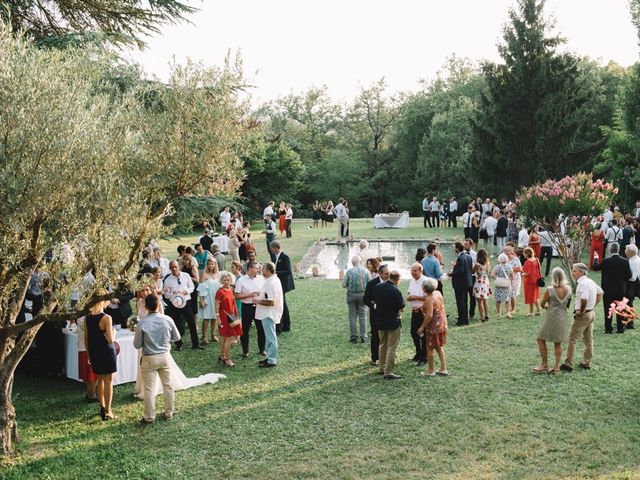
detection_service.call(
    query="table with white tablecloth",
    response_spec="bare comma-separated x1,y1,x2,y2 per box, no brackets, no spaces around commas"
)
211,235,229,253
63,328,138,385
374,212,410,228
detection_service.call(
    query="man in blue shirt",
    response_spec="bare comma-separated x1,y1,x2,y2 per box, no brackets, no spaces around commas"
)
421,243,443,294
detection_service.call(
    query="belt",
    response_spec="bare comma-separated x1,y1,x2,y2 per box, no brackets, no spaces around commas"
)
574,310,593,314
143,352,169,357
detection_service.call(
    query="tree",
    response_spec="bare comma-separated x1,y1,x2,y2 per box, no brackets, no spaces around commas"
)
516,173,618,283
0,27,247,455
473,0,602,197
2,0,196,47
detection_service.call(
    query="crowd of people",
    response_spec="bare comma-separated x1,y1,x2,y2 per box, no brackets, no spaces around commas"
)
311,198,351,238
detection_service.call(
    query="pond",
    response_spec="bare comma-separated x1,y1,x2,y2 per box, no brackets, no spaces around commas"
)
306,241,458,279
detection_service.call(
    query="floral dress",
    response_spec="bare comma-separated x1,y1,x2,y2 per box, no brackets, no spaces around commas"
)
493,264,513,303
473,264,493,299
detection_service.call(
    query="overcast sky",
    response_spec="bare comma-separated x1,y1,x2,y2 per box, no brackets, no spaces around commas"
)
128,0,639,103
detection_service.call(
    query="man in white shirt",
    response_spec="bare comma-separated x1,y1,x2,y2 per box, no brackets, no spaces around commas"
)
333,198,349,238
422,194,430,228
482,213,498,255
263,201,275,221
447,197,458,228
561,263,603,371
285,204,293,238
150,247,170,277
634,200,640,219
625,244,640,329
219,206,231,233
235,261,266,357
407,263,427,365
461,205,475,239
429,197,441,228
163,261,201,351
604,219,623,256
252,262,284,368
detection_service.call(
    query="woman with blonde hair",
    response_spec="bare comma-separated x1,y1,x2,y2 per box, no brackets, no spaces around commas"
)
492,253,513,318
84,289,117,420
504,245,523,315
198,259,221,345
215,272,242,367
534,267,571,374
418,278,448,376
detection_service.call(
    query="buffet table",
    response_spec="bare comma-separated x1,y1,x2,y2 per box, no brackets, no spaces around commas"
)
374,212,410,229
63,328,138,385
211,235,229,253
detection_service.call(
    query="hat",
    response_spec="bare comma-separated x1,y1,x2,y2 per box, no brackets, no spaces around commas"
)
170,295,187,309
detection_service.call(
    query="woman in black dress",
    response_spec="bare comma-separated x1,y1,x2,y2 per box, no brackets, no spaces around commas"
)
84,289,117,420
312,200,321,228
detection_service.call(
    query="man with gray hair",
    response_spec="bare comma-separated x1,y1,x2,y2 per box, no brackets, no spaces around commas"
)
625,244,640,329
593,242,632,334
560,263,603,371
252,262,284,368
211,244,226,273
342,255,371,343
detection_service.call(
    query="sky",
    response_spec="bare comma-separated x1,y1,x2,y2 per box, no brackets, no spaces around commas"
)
128,0,639,104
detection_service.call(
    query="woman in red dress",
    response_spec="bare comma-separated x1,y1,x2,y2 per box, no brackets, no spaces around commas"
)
589,224,605,270
528,226,542,259
521,247,542,316
215,272,242,367
278,201,287,236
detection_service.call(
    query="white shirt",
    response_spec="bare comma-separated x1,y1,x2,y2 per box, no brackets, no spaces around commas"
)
539,231,553,247
263,205,274,217
334,202,348,220
518,228,530,249
422,198,429,211
483,217,498,236
408,275,428,309
603,209,613,228
149,257,170,277
235,274,265,304
466,249,477,264
285,207,293,220
574,275,603,312
461,212,474,228
429,201,440,212
163,272,194,299
220,210,231,228
629,255,640,281
255,275,284,323
605,225,622,243
449,201,458,213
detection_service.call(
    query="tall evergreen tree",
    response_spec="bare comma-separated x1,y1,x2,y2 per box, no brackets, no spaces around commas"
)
472,0,599,196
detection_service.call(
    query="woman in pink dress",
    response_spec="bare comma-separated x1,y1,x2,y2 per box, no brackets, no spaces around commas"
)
215,272,242,367
418,278,448,377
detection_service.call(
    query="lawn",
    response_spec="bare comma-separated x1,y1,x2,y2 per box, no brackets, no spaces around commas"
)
2,218,639,479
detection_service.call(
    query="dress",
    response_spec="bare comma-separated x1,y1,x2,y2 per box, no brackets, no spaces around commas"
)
522,258,541,305
216,287,242,337
589,230,605,270
473,264,493,299
278,208,287,234
538,287,570,342
197,277,221,320
86,312,117,375
424,293,448,348
493,264,512,303
528,233,541,259
508,257,522,298
312,206,321,220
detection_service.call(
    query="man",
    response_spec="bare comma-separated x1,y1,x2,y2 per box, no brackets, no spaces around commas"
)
106,290,134,329
407,263,427,365
421,243,443,294
634,200,640,219
342,255,370,343
593,242,631,334
604,218,622,256
263,215,277,260
481,198,492,221
285,203,293,238
422,194,431,228
193,243,210,275
448,242,473,326
242,250,259,274
461,205,475,239
560,263,603,372
211,244,226,273
163,261,202,351
235,261,266,357
263,201,275,222
270,240,295,333
253,262,284,368
334,198,349,238
429,196,441,228
517,224,529,264
134,294,181,424
220,206,231,233
364,263,387,365
371,270,405,380
539,230,553,277
199,229,214,253
495,210,508,253
447,197,458,228
625,244,640,329
464,238,478,320
150,246,170,277
620,218,634,254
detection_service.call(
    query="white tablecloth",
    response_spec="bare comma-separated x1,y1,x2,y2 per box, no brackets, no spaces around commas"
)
211,236,229,253
374,212,410,228
63,329,138,385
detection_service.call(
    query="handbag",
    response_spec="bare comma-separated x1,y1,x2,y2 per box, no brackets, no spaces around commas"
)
494,267,510,288
224,310,241,328
480,228,488,240
536,259,545,287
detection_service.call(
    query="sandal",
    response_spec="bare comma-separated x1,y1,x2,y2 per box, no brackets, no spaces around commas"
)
200,337,209,345
548,368,560,375
532,366,548,373
211,336,220,343
223,359,235,367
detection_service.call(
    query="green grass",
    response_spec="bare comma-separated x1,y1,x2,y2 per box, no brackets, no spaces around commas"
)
3,218,640,479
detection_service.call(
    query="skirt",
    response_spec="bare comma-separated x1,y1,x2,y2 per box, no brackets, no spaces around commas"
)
78,351,97,383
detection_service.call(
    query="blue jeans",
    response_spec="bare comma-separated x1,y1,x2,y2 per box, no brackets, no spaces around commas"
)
262,317,278,365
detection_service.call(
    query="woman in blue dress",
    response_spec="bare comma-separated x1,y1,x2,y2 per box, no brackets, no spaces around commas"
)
198,259,221,344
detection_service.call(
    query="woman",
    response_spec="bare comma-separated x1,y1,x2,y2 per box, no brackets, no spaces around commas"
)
151,267,164,296
278,201,287,236
534,267,571,374
415,247,426,263
84,289,117,420
507,213,519,244
198,259,221,345
325,201,334,225
522,247,542,316
418,278,448,377
76,315,98,402
528,225,542,259
589,223,605,270
228,228,241,262
492,253,513,318
237,227,248,261
504,246,522,315
473,249,492,322
365,257,380,279
312,200,321,228
215,272,242,367
320,202,328,228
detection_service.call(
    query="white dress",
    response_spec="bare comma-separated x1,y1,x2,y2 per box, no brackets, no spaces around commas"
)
133,304,225,399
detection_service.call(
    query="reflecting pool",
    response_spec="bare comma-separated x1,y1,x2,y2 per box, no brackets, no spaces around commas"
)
306,241,457,279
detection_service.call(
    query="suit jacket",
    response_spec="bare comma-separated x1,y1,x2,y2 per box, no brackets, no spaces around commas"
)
275,252,295,293
451,252,473,290
593,254,631,298
363,277,382,310
371,281,404,331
